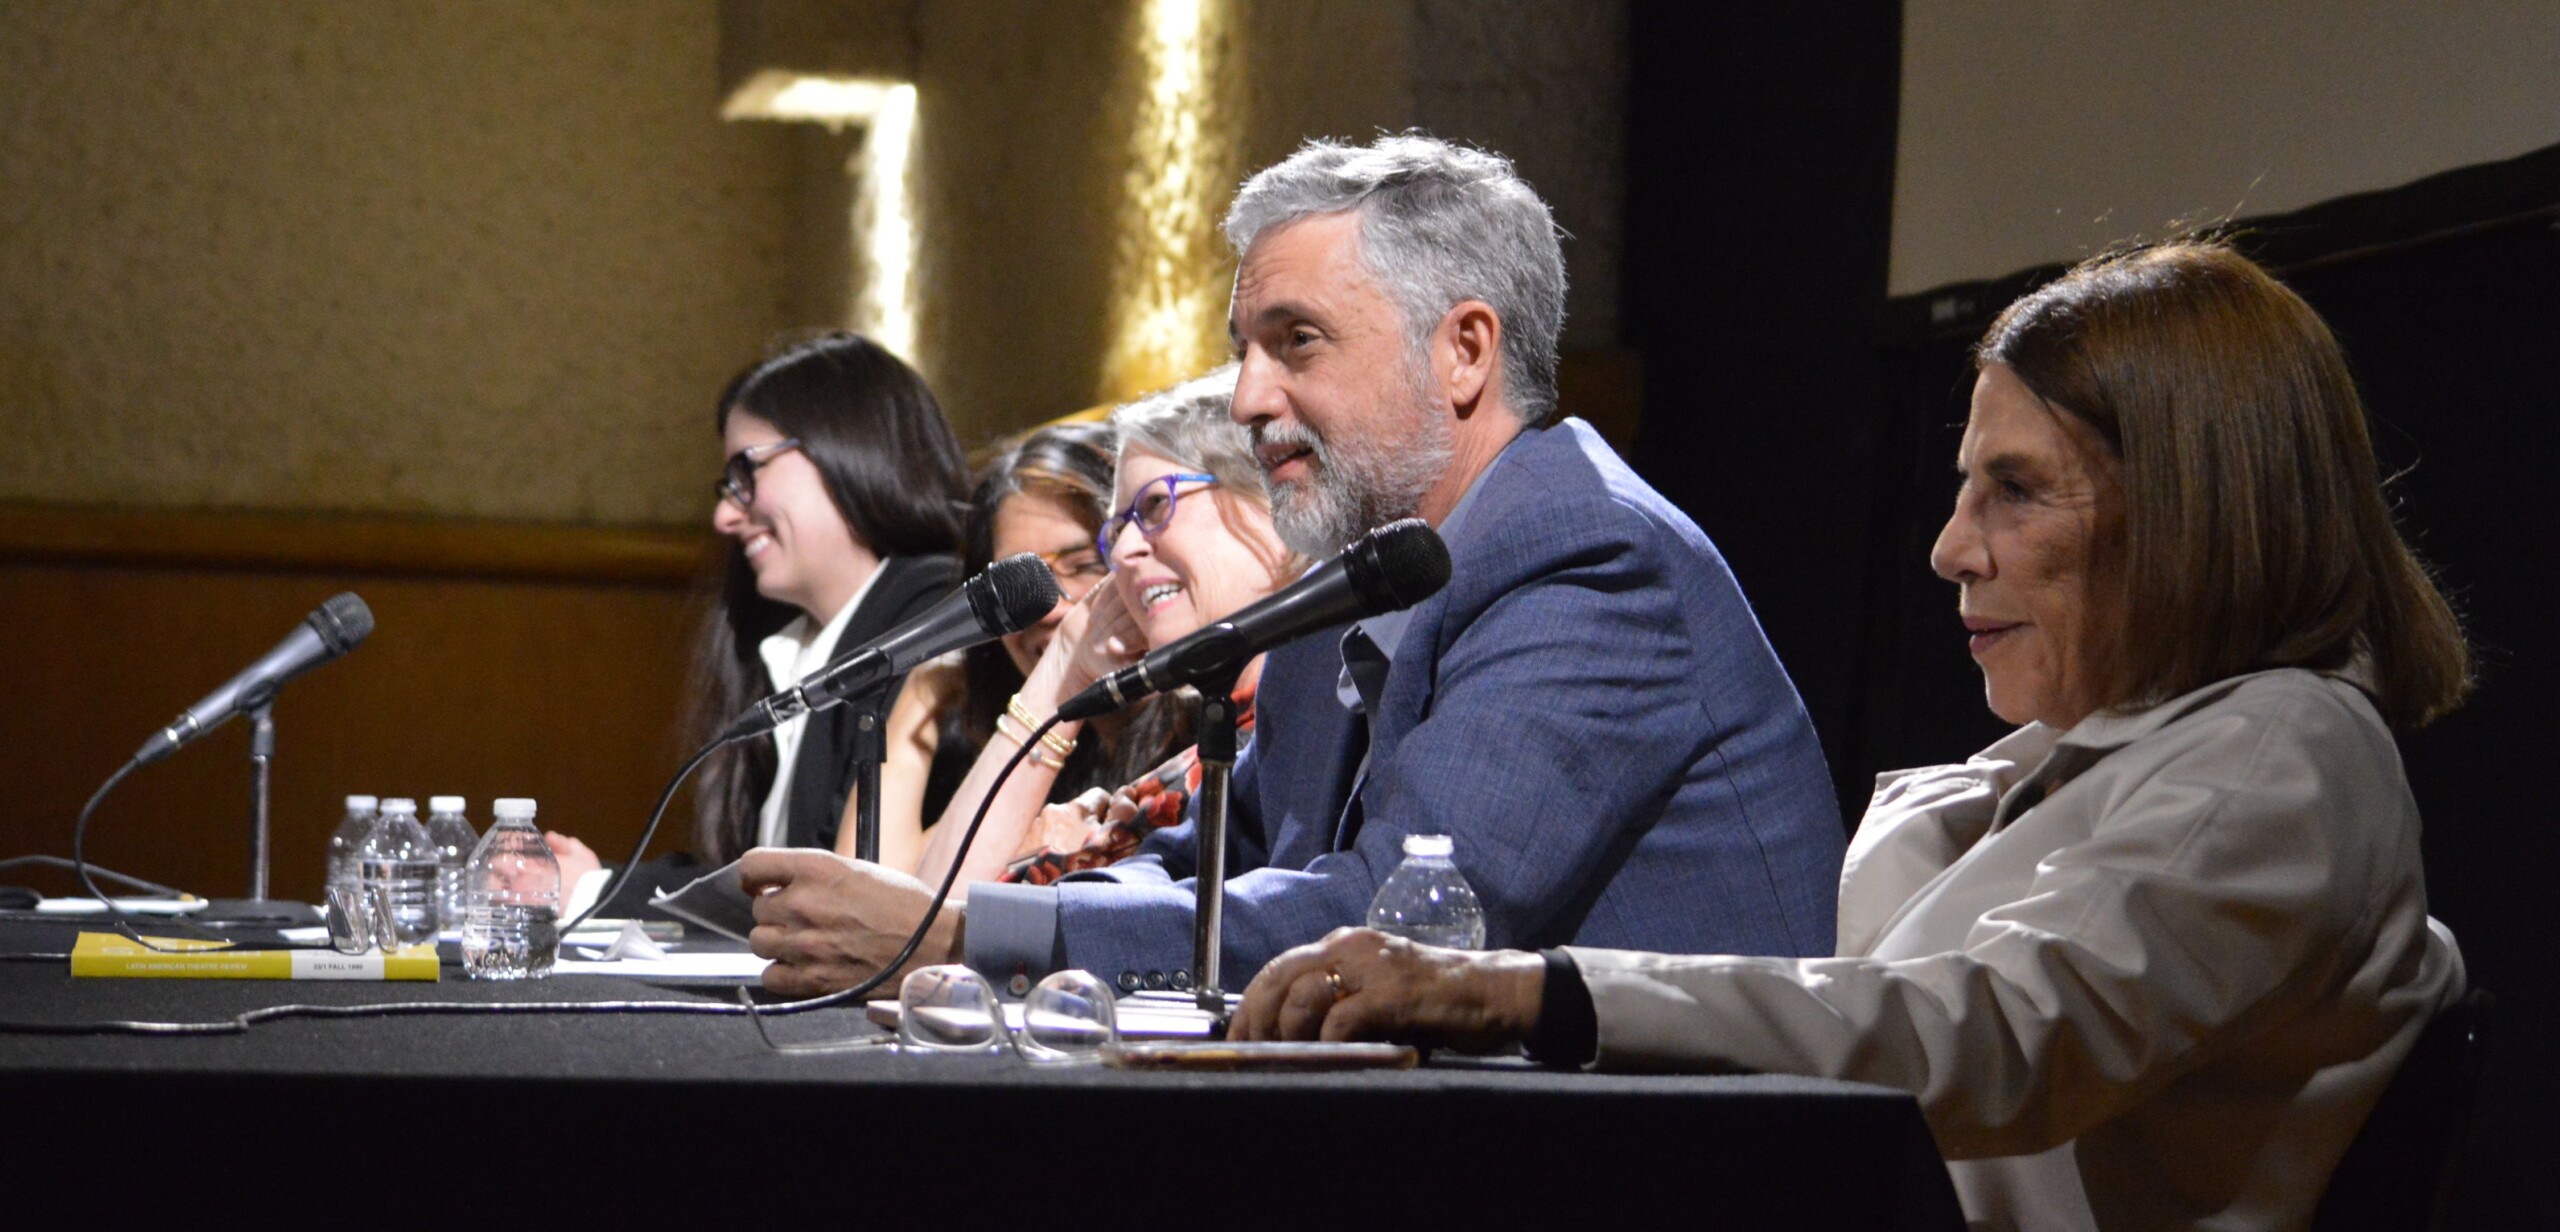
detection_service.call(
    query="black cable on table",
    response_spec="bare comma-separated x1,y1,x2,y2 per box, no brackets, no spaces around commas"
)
0,854,190,899
555,737,724,939
2,709,1059,1040
737,710,1055,1041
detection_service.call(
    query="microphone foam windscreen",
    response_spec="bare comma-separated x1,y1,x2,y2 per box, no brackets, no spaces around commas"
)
311,592,375,652
1350,519,1452,613
978,553,1065,634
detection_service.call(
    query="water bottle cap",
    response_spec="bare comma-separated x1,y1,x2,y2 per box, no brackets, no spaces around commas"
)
429,796,466,813
344,794,378,811
493,797,537,820
1402,833,1454,858
380,797,418,815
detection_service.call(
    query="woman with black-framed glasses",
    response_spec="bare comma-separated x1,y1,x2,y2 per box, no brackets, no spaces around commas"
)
546,332,969,914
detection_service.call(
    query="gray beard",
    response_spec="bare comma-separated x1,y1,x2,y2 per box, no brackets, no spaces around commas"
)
1260,405,1453,561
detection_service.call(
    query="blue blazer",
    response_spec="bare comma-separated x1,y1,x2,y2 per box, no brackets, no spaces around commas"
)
1053,419,1845,988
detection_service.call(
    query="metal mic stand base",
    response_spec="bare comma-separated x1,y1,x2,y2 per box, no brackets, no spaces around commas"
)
210,700,318,925
197,899,323,927
844,687,892,864
1189,666,1246,1028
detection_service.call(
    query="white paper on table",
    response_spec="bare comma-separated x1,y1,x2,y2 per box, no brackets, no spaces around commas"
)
646,858,757,942
1082,1002,1221,1040
571,919,667,961
36,896,209,915
864,998,1220,1040
553,951,771,980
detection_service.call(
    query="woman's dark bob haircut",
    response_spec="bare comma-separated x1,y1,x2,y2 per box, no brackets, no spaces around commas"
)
1977,241,2469,732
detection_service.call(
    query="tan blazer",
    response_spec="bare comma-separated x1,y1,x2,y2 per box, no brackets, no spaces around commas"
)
1569,667,2463,1232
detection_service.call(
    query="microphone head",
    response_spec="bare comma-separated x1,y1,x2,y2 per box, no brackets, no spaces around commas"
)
1343,519,1451,614
308,592,375,654
970,554,1066,636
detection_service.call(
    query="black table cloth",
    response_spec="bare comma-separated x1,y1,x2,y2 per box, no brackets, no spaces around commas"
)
0,924,1963,1229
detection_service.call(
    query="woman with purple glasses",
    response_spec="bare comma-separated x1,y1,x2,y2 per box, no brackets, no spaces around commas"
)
908,365,1306,893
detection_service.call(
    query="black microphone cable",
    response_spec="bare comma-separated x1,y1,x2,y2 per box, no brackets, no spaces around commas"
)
735,710,1056,1049
554,736,725,939
10,557,1070,1036
66,750,354,955
3,701,1063,1039
0,857,195,962
65,755,262,955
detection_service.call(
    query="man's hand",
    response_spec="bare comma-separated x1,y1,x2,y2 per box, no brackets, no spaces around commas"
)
1231,927,1545,1052
739,848,963,998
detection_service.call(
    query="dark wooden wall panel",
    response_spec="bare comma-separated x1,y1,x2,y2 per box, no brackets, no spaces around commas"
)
0,561,706,903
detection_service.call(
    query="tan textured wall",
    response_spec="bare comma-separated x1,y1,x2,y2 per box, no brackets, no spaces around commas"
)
0,0,801,526
3,1,1629,518
907,0,1625,439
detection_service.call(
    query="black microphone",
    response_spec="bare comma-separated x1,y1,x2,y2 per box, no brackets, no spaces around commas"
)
134,592,374,766
718,553,1062,742
1056,518,1451,722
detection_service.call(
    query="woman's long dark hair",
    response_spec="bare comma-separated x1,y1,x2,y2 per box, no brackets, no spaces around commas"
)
688,333,967,862
946,421,1187,803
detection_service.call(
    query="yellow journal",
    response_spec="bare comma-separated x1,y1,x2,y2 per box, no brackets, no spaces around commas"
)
70,931,440,981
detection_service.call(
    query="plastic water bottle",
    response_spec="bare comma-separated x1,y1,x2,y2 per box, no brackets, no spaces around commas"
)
1366,834,1487,949
324,794,378,903
461,798,561,980
424,796,479,934
359,797,441,948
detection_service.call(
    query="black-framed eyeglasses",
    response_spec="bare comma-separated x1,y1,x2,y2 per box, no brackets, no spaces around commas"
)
718,438,802,508
1098,472,1219,567
1032,544,1111,590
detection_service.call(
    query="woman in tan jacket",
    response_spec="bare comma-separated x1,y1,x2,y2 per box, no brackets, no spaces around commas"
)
1234,242,2473,1232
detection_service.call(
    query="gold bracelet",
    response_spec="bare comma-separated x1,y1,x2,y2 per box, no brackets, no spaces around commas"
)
1007,693,1079,761
990,712,1030,748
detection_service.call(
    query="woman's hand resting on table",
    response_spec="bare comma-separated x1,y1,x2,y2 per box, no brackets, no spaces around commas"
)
545,832,602,895
1231,927,1549,1053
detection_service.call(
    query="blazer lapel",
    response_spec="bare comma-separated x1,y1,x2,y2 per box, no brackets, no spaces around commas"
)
781,555,961,851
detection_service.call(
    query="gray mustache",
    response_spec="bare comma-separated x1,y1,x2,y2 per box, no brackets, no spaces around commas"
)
1251,422,1325,465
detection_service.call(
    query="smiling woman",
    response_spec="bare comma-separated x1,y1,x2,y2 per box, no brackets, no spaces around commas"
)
692,334,968,867
861,421,1192,880
551,334,968,913
910,366,1303,893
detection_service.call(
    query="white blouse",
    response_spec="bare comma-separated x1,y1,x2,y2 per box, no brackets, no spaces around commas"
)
752,562,888,849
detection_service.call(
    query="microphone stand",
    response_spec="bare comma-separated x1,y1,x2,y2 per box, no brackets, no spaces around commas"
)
845,686,893,863
208,700,311,926
1190,664,1245,1023
247,701,274,901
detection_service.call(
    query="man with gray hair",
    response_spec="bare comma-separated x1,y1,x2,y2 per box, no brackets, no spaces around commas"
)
744,134,1844,999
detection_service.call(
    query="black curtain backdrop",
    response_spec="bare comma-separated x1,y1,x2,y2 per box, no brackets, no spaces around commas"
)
1622,4,2555,1224
1621,1,1904,816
